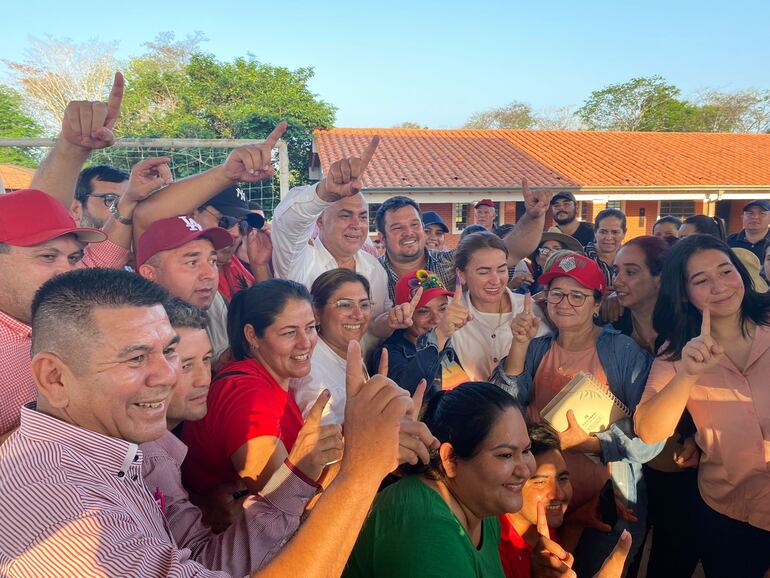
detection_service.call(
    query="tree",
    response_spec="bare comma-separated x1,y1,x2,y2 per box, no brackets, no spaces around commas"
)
576,76,682,131
392,121,428,129
0,85,43,167
2,35,118,133
463,101,535,129
699,89,770,133
533,106,585,130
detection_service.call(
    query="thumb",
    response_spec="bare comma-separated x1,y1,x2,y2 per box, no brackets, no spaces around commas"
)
453,281,463,302
595,530,632,578
305,389,331,425
566,409,579,429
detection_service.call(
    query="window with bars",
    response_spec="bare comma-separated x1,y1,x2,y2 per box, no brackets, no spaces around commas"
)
454,203,469,232
607,200,623,210
659,200,696,220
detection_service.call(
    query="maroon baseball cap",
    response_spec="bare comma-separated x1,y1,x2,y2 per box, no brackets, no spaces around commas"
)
395,270,453,308
135,216,233,267
0,189,106,247
475,199,495,208
539,253,606,293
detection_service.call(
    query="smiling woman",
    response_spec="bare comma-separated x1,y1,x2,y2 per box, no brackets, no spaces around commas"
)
182,279,319,500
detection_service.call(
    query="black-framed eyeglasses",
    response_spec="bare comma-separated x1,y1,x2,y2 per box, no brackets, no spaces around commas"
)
204,207,254,235
87,193,120,207
544,289,594,307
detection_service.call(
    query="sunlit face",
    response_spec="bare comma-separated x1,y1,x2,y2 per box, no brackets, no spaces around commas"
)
317,281,372,356
653,221,679,238
594,216,625,258
448,407,534,518
195,206,240,266
457,247,509,310
474,205,496,230
685,249,745,320
78,178,130,229
517,449,572,528
165,327,213,426
139,239,219,309
424,224,446,251
249,298,318,383
408,295,449,339
535,240,564,269
613,245,660,309
382,205,425,263
551,199,577,226
743,206,770,235
52,305,180,444
0,234,85,324
318,194,369,260
546,276,600,332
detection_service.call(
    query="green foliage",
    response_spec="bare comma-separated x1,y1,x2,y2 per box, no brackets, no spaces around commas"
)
463,101,535,129
0,85,43,167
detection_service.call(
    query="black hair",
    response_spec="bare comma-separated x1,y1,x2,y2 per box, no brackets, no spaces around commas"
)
31,268,169,360
527,422,561,457
460,224,488,241
75,165,129,203
454,231,508,272
375,196,422,236
227,279,312,360
164,297,208,331
594,208,627,233
404,381,523,479
653,215,682,232
654,234,770,360
311,268,371,310
682,215,726,241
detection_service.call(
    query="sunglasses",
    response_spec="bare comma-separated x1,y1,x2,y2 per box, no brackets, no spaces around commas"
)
205,208,264,233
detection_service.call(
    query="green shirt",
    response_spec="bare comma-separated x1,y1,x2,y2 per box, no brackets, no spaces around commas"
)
343,475,505,578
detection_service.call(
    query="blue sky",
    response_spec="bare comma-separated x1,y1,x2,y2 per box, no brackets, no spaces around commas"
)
2,0,767,128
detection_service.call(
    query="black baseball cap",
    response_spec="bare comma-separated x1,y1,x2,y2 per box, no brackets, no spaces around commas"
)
743,200,770,212
550,191,576,205
203,186,251,218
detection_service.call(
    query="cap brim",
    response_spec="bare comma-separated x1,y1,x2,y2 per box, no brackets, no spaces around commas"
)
418,288,454,308
199,227,235,250
211,203,251,218
540,232,584,254
550,194,575,205
5,226,107,247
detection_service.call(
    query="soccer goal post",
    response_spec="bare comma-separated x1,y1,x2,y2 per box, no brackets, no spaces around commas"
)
0,137,290,217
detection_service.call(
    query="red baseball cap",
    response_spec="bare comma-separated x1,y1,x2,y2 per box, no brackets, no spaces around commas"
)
395,269,453,308
538,253,606,293
0,189,106,246
135,216,234,267
475,199,495,208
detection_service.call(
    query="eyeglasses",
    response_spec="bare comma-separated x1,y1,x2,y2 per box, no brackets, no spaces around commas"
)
86,193,120,207
204,207,253,235
538,246,557,256
544,289,594,307
334,299,373,313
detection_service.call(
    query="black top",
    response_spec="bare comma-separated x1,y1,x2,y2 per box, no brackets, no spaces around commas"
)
559,220,595,248
727,229,770,262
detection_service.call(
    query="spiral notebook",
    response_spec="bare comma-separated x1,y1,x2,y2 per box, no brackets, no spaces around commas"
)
540,372,630,434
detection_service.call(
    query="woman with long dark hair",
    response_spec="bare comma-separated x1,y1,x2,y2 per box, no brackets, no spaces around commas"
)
635,234,770,577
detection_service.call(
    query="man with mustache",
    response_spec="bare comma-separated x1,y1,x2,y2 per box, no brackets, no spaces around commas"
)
550,192,594,248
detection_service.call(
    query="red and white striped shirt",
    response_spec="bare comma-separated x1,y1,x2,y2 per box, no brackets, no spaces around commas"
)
0,240,129,438
0,405,229,577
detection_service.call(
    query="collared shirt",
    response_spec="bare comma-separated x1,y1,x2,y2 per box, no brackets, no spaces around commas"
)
291,337,347,425
0,405,227,577
452,289,551,382
584,242,616,288
379,248,456,303
640,325,770,531
271,183,392,322
727,229,770,262
141,431,317,576
0,240,129,438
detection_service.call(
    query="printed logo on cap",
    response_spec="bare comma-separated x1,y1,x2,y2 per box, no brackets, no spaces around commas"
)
179,216,203,231
559,256,577,272
236,187,247,202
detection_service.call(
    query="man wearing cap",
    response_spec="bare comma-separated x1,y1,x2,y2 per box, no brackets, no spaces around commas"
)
550,191,594,248
0,189,118,442
422,211,449,251
727,200,770,261
135,215,233,362
473,199,497,231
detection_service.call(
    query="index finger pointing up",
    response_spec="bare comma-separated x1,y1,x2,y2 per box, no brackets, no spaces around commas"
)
358,136,380,174
523,292,532,316
701,307,711,337
536,499,550,539
264,121,288,148
105,72,124,129
346,340,365,397
409,286,424,309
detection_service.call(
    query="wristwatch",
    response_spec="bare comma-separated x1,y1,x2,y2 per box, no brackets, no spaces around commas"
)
109,198,133,225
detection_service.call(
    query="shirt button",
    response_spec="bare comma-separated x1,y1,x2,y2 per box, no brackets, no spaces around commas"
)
493,357,499,363
132,475,138,481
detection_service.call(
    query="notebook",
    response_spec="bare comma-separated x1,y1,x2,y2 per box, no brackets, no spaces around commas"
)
540,372,630,434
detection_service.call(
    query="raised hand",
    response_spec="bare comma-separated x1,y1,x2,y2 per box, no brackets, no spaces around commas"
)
558,410,594,453
398,379,440,466
521,176,554,219
593,530,632,578
387,286,423,329
436,283,472,339
342,341,412,480
511,293,541,344
288,389,344,481
531,500,576,578
60,71,124,150
317,137,379,202
222,122,287,183
245,229,273,267
125,157,173,203
680,308,724,377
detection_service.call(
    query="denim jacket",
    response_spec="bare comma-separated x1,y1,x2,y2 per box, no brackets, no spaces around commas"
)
490,325,664,509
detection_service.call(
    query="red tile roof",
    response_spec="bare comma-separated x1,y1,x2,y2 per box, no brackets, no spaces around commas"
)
0,163,35,191
312,129,770,190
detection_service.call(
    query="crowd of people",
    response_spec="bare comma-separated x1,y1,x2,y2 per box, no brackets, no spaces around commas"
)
0,73,768,578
